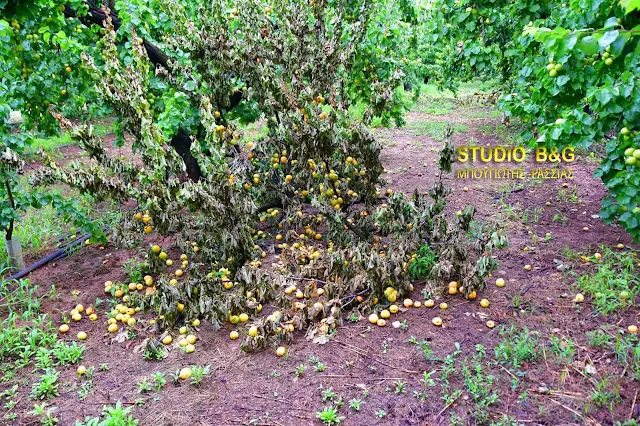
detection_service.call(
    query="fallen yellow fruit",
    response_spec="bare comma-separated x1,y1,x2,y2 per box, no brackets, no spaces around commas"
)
628,325,638,334
248,326,259,337
77,331,87,340
432,317,442,326
524,265,532,271
192,319,201,327
59,324,69,333
276,346,286,357
77,365,86,375
377,319,386,327
479,299,490,308
380,310,390,319
495,278,505,288
162,335,173,345
439,302,448,310
368,313,379,324
108,324,118,333
179,367,192,380
239,313,249,323
424,299,435,308
486,320,495,329
185,344,195,353
403,298,413,308
573,293,585,303
230,330,239,340
389,304,399,313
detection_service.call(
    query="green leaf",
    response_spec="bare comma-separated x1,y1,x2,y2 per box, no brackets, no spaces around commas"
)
619,0,640,13
597,30,619,49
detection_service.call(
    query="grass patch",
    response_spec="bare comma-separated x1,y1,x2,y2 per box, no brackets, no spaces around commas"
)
26,121,113,155
0,183,121,268
575,247,638,315
494,325,540,369
407,121,468,141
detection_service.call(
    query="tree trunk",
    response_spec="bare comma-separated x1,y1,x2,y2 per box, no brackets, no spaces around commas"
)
66,2,244,180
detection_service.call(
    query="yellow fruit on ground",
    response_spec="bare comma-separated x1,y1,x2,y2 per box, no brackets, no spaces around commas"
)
179,339,188,348
166,259,173,266
425,299,435,308
115,313,124,322
86,307,95,315
413,301,422,308
389,304,399,314
179,326,188,335
449,281,458,289
479,299,490,308
162,335,173,345
127,318,136,326
313,302,323,311
75,304,84,313
403,298,413,308
628,325,638,334
368,313,379,324
486,320,496,329
230,315,240,324
77,331,87,340
276,346,286,357
448,286,457,295
114,289,123,298
249,326,259,337
128,282,137,291
108,318,117,325
177,303,185,312
59,324,69,333
186,335,197,344
380,310,391,319
152,245,161,253
175,269,184,277
179,367,192,380
432,317,443,326
524,264,532,271
467,291,477,300
317,288,325,296
71,309,78,316
439,302,448,310
192,319,201,327
239,313,249,323
108,324,118,333
77,365,86,375
185,344,195,353
136,283,143,291
377,319,386,327
230,330,240,340
72,313,82,322
573,293,585,303
594,252,602,259
495,278,505,288
295,290,304,299
617,243,624,249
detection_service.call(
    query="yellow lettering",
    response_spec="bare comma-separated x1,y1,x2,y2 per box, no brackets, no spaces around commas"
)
536,147,547,162
562,147,575,162
457,147,468,162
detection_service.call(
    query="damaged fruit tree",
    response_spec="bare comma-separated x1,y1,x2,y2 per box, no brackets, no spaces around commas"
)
31,0,507,351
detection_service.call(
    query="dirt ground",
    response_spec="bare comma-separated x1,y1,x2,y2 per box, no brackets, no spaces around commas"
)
3,101,639,426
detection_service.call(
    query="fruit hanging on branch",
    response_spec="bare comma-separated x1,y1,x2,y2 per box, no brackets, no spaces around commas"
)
32,0,507,352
